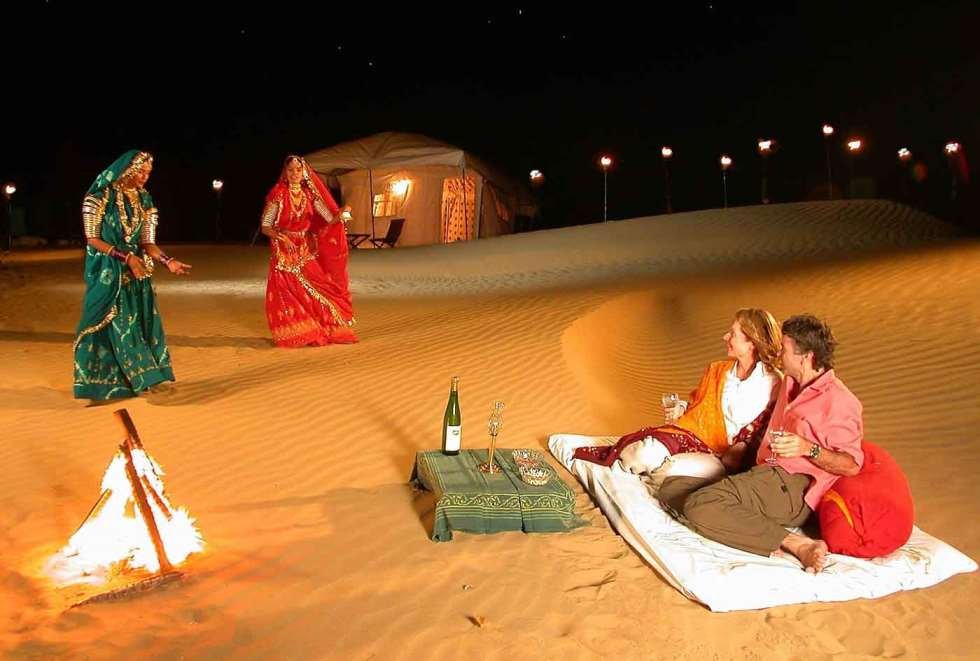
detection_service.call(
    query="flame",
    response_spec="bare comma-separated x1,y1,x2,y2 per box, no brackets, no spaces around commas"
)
45,449,203,585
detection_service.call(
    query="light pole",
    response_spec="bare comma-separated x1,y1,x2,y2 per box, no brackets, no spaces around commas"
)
846,138,863,198
528,169,545,231
212,179,224,241
757,139,773,204
661,146,673,213
720,155,733,209
822,124,835,199
945,141,962,201
599,155,612,221
2,182,16,252
897,147,912,200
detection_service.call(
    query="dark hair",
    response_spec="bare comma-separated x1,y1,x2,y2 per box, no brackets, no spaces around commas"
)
781,314,837,370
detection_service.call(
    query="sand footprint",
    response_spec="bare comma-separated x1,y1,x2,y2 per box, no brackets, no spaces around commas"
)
562,569,618,600
564,612,644,658
800,607,906,658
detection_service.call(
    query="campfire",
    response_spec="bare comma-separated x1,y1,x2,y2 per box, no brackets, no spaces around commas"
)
46,409,203,603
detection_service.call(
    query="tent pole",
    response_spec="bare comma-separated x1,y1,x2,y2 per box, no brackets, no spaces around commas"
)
368,168,376,239
475,178,484,239
460,164,468,240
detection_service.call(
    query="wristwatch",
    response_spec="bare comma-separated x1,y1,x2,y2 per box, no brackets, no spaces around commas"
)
807,443,821,460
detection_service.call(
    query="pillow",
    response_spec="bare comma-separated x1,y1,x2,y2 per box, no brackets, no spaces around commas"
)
818,440,914,558
619,436,671,475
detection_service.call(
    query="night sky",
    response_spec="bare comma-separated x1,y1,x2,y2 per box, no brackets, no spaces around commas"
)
4,1,979,240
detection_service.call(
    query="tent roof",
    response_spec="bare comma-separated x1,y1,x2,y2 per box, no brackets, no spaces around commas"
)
304,131,519,190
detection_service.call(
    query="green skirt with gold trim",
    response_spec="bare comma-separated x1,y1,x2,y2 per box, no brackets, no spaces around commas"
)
73,269,174,400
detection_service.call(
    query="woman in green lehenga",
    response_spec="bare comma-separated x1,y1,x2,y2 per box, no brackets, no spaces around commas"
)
73,150,192,400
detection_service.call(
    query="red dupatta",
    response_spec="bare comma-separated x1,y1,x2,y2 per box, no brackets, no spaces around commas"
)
265,155,349,281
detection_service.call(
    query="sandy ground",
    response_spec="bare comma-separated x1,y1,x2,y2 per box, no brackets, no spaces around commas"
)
0,200,977,659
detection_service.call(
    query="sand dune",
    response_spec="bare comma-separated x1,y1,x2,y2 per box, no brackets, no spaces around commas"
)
0,200,976,659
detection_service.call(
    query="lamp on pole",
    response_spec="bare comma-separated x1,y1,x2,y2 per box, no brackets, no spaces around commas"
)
211,178,224,241
719,155,733,209
822,124,835,199
599,155,613,221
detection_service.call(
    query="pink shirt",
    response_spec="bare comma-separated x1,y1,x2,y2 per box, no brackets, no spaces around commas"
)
756,370,864,510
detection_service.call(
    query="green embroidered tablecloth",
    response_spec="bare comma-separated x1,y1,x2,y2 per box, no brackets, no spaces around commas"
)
411,448,587,542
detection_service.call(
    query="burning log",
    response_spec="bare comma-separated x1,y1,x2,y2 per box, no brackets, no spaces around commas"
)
45,408,203,605
120,436,174,575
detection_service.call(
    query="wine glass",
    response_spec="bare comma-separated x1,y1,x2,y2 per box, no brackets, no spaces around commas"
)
766,429,786,466
661,392,680,424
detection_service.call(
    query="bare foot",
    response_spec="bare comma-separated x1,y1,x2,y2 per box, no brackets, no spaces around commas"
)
779,533,829,573
796,539,828,574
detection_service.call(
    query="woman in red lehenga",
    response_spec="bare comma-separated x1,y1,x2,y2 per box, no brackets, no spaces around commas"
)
260,155,357,347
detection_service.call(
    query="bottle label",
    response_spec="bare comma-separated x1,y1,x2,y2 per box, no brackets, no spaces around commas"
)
444,425,461,452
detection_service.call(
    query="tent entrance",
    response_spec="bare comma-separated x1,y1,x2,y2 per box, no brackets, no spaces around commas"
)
440,175,476,242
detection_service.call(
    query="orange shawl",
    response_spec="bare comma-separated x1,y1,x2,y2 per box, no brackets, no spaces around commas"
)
671,360,736,455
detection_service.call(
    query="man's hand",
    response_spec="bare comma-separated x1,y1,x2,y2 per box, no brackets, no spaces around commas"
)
769,431,811,459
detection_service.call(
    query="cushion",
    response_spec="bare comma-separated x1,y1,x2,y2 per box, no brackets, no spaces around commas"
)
818,440,914,558
645,452,726,496
618,436,671,474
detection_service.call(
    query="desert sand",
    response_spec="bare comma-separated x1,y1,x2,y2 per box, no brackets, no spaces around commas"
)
1,200,977,659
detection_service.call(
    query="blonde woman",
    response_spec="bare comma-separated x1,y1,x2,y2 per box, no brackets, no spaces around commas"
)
575,308,782,474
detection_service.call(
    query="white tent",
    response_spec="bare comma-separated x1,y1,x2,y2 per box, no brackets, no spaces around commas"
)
304,132,535,247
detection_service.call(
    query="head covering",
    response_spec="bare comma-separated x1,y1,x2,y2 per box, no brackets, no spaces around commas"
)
265,154,340,216
88,150,153,195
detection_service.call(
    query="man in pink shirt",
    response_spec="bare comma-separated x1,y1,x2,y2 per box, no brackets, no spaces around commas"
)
659,314,863,573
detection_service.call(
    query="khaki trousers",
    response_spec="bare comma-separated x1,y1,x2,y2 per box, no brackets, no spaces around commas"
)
659,464,812,556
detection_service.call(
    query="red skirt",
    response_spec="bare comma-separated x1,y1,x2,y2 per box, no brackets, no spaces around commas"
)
265,234,357,347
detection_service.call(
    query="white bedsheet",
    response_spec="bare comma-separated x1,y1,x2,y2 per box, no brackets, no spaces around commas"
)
549,433,977,612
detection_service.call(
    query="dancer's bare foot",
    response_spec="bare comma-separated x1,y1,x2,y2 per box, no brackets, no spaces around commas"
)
778,533,829,573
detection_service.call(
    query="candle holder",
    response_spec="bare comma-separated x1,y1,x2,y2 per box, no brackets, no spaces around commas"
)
478,401,505,474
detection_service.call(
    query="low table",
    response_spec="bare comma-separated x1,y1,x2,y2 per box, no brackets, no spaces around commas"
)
410,448,587,542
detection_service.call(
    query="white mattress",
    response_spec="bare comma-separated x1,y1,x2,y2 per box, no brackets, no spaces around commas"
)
550,433,977,612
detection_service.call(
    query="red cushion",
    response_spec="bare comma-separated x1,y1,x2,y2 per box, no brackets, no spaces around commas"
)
817,440,914,558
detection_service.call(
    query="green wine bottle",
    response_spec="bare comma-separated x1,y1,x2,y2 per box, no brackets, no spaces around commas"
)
441,376,461,455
